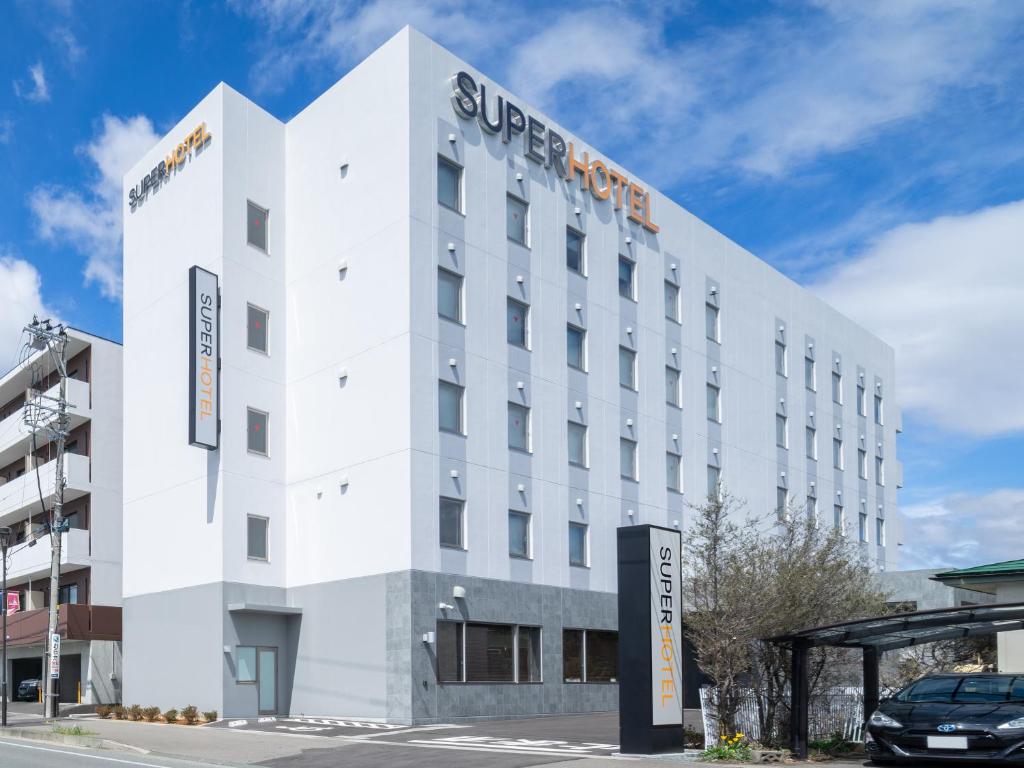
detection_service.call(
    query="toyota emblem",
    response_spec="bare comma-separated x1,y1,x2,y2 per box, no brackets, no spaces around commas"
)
937,724,957,733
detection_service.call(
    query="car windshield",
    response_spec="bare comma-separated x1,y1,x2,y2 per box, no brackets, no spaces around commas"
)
897,676,1024,702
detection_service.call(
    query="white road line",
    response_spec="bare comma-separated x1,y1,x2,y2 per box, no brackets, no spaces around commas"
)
386,740,639,759
0,739,220,767
348,724,471,740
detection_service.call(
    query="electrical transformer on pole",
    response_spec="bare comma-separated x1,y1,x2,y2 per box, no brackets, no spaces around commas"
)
22,317,70,720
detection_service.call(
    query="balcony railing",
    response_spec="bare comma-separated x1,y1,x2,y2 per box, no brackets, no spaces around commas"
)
4,603,121,647
0,452,90,522
0,377,90,457
4,527,90,582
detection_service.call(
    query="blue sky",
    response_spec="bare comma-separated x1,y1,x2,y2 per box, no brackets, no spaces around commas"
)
2,1,1022,570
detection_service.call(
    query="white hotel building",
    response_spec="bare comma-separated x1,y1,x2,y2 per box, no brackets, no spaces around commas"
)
122,28,902,721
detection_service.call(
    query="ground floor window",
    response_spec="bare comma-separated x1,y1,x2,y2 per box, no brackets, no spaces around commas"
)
563,629,618,683
437,620,541,683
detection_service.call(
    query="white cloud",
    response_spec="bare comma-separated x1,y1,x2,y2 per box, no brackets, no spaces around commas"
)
899,489,1024,569
810,199,1024,437
230,1,1024,185
30,114,159,300
0,116,12,144
0,254,57,374
14,61,51,103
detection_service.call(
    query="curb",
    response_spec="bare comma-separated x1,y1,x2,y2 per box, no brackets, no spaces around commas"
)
1,727,107,750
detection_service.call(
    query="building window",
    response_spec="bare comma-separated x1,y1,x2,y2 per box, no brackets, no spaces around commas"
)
618,256,635,300
438,381,464,435
776,487,788,521
775,341,787,377
437,269,463,323
833,438,843,469
508,511,530,559
805,356,815,391
707,464,721,500
618,346,636,390
507,194,528,245
569,522,588,566
667,451,681,492
567,325,586,370
776,414,788,448
246,304,269,353
566,228,585,274
857,383,867,416
55,584,80,606
247,201,268,252
832,371,842,404
859,512,868,542
876,456,884,485
236,646,257,683
507,298,529,348
707,383,721,423
834,504,845,531
876,517,886,546
665,281,680,322
666,366,681,407
247,408,268,456
508,402,530,452
705,302,719,342
563,629,618,683
437,156,462,212
620,437,638,480
438,621,541,683
568,421,588,467
874,394,884,425
439,497,464,549
807,494,818,524
247,515,268,560
806,426,817,459
858,449,868,479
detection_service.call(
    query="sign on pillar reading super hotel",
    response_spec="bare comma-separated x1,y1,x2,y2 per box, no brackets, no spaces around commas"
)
649,527,683,726
189,266,219,449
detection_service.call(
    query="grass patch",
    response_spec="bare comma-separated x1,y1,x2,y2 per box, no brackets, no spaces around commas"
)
53,724,98,737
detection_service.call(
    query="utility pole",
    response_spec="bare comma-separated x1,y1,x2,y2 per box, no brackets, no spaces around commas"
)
22,317,69,720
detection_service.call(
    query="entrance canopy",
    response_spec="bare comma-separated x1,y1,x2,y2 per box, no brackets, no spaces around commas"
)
768,601,1024,759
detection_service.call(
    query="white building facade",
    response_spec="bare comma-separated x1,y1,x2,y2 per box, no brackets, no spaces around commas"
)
0,328,123,704
122,28,901,721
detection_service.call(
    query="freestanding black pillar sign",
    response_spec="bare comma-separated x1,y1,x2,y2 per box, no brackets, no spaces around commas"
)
617,524,684,754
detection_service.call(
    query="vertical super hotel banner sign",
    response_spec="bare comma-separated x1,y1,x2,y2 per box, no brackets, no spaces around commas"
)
649,526,683,726
189,266,220,449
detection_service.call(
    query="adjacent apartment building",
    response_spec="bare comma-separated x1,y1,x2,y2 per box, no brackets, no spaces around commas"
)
122,27,902,722
0,328,122,704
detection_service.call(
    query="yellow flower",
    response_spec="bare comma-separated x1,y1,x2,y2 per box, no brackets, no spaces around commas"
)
721,735,727,740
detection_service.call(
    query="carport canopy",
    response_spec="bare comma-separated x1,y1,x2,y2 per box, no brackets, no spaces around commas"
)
767,600,1024,759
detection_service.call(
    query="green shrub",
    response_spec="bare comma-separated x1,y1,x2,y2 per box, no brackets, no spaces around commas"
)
162,708,178,724
202,710,218,723
181,705,199,725
142,706,160,722
127,704,143,721
95,705,112,719
701,732,753,762
111,705,126,720
53,725,97,737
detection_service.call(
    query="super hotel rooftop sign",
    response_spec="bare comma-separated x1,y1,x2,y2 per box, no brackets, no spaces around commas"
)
449,71,660,234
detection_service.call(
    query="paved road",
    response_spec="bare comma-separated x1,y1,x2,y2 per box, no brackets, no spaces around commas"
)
0,738,238,768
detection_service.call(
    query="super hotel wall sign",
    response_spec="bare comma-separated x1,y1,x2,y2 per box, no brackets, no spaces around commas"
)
449,71,659,233
128,122,212,212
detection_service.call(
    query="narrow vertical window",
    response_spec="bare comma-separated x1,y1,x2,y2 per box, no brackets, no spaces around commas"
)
568,522,588,567
805,356,815,390
666,452,681,492
247,408,268,455
438,381,464,435
833,438,843,469
618,256,635,299
707,464,721,500
807,493,818,524
439,497,465,549
246,515,268,560
858,449,868,479
246,304,269,353
618,346,636,389
806,426,816,459
776,487,788,520
246,201,268,252
874,394,884,425
859,511,869,542
834,504,845,531
776,414,788,448
507,195,528,245
568,421,588,467
666,366,681,407
664,281,679,321
707,383,721,422
876,455,884,486
857,383,866,416
775,341,787,377
705,303,719,342
437,156,462,212
508,511,530,558
566,228,584,274
876,518,886,546
507,298,529,348
508,402,530,451
620,438,637,480
437,269,463,322
832,371,842,404
567,325,586,370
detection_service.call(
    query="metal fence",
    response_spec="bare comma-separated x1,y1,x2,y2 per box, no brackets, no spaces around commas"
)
699,686,864,746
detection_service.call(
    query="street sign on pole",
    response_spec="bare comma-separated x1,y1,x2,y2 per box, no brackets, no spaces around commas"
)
49,634,61,679
2,591,19,615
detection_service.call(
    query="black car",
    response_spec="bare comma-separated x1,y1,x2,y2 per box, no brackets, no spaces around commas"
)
14,678,41,702
867,673,1024,763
